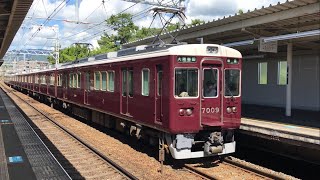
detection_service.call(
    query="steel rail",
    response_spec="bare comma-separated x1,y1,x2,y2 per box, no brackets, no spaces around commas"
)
184,164,218,180
224,156,286,180
1,85,138,180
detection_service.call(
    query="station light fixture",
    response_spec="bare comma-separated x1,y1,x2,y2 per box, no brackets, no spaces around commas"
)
223,40,255,47
263,29,320,42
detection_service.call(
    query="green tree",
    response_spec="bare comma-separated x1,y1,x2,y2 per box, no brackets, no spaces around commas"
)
191,19,205,26
106,13,138,44
135,27,161,40
167,22,181,32
97,34,120,53
47,44,91,64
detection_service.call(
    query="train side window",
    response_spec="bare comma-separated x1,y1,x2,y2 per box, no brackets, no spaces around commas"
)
128,69,134,97
77,73,81,88
57,75,61,86
157,71,163,96
108,71,115,92
35,75,38,84
122,70,127,96
41,75,46,84
69,74,73,87
101,71,107,91
73,74,77,88
50,74,55,86
94,71,101,90
141,69,150,96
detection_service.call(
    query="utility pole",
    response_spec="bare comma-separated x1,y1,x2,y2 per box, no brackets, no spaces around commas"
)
75,0,79,23
53,25,60,68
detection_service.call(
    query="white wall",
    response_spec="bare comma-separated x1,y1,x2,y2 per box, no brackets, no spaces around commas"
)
242,54,320,111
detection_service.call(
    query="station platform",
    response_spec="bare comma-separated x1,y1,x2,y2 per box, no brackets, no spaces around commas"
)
0,88,70,180
239,104,320,164
242,104,320,128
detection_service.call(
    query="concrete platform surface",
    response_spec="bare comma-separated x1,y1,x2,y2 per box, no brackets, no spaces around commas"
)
0,88,70,180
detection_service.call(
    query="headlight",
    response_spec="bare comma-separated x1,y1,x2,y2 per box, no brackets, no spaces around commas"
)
185,109,193,116
226,107,232,113
179,109,185,116
232,107,237,113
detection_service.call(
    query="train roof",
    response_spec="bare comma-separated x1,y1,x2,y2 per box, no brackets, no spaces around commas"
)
14,44,242,74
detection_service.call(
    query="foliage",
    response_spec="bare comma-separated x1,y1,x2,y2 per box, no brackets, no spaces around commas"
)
191,19,205,26
50,13,210,65
47,44,91,64
106,13,138,44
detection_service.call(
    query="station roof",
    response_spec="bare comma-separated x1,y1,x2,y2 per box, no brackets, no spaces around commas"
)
124,0,320,57
0,0,34,66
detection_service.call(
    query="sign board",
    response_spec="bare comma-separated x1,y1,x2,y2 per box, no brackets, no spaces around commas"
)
8,156,24,163
259,40,278,53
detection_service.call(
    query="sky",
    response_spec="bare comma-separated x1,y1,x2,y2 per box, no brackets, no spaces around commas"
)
8,0,287,51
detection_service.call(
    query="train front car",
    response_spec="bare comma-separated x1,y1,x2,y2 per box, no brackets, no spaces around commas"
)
166,44,242,159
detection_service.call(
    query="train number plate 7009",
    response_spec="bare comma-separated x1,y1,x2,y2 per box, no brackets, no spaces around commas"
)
202,107,220,114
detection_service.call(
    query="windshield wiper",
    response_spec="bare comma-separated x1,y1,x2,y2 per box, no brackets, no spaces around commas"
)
225,83,234,101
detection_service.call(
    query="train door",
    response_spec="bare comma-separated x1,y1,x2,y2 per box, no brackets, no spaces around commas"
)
63,73,68,99
84,72,90,105
201,60,222,126
120,68,133,116
155,65,163,123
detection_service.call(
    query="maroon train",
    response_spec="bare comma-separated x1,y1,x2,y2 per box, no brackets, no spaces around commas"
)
5,44,242,159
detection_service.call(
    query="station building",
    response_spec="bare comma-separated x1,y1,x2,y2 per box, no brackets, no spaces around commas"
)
124,0,320,120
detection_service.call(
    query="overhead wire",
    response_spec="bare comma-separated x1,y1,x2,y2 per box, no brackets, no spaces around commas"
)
65,1,140,44
66,1,107,36
74,0,173,43
24,0,71,47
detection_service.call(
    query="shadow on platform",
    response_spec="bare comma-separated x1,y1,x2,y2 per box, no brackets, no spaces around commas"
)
242,104,320,128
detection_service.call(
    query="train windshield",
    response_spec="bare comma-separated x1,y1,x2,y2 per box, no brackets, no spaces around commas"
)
175,69,198,97
225,69,240,97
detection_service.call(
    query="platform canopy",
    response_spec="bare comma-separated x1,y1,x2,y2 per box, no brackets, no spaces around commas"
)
0,0,34,66
123,0,320,56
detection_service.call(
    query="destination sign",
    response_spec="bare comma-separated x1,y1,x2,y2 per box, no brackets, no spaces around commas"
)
177,56,197,63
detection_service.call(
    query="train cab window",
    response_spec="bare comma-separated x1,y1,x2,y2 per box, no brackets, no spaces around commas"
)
141,69,150,96
128,70,134,97
101,72,107,91
174,69,198,98
203,69,218,98
225,69,240,97
108,71,115,92
94,72,101,90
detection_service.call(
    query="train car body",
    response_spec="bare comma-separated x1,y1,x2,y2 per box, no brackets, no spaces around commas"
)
5,44,242,159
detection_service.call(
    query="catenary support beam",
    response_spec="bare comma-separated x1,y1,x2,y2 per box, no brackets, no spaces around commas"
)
286,42,293,117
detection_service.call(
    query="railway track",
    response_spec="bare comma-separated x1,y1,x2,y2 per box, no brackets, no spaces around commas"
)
1,85,137,180
2,84,298,180
183,156,296,180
